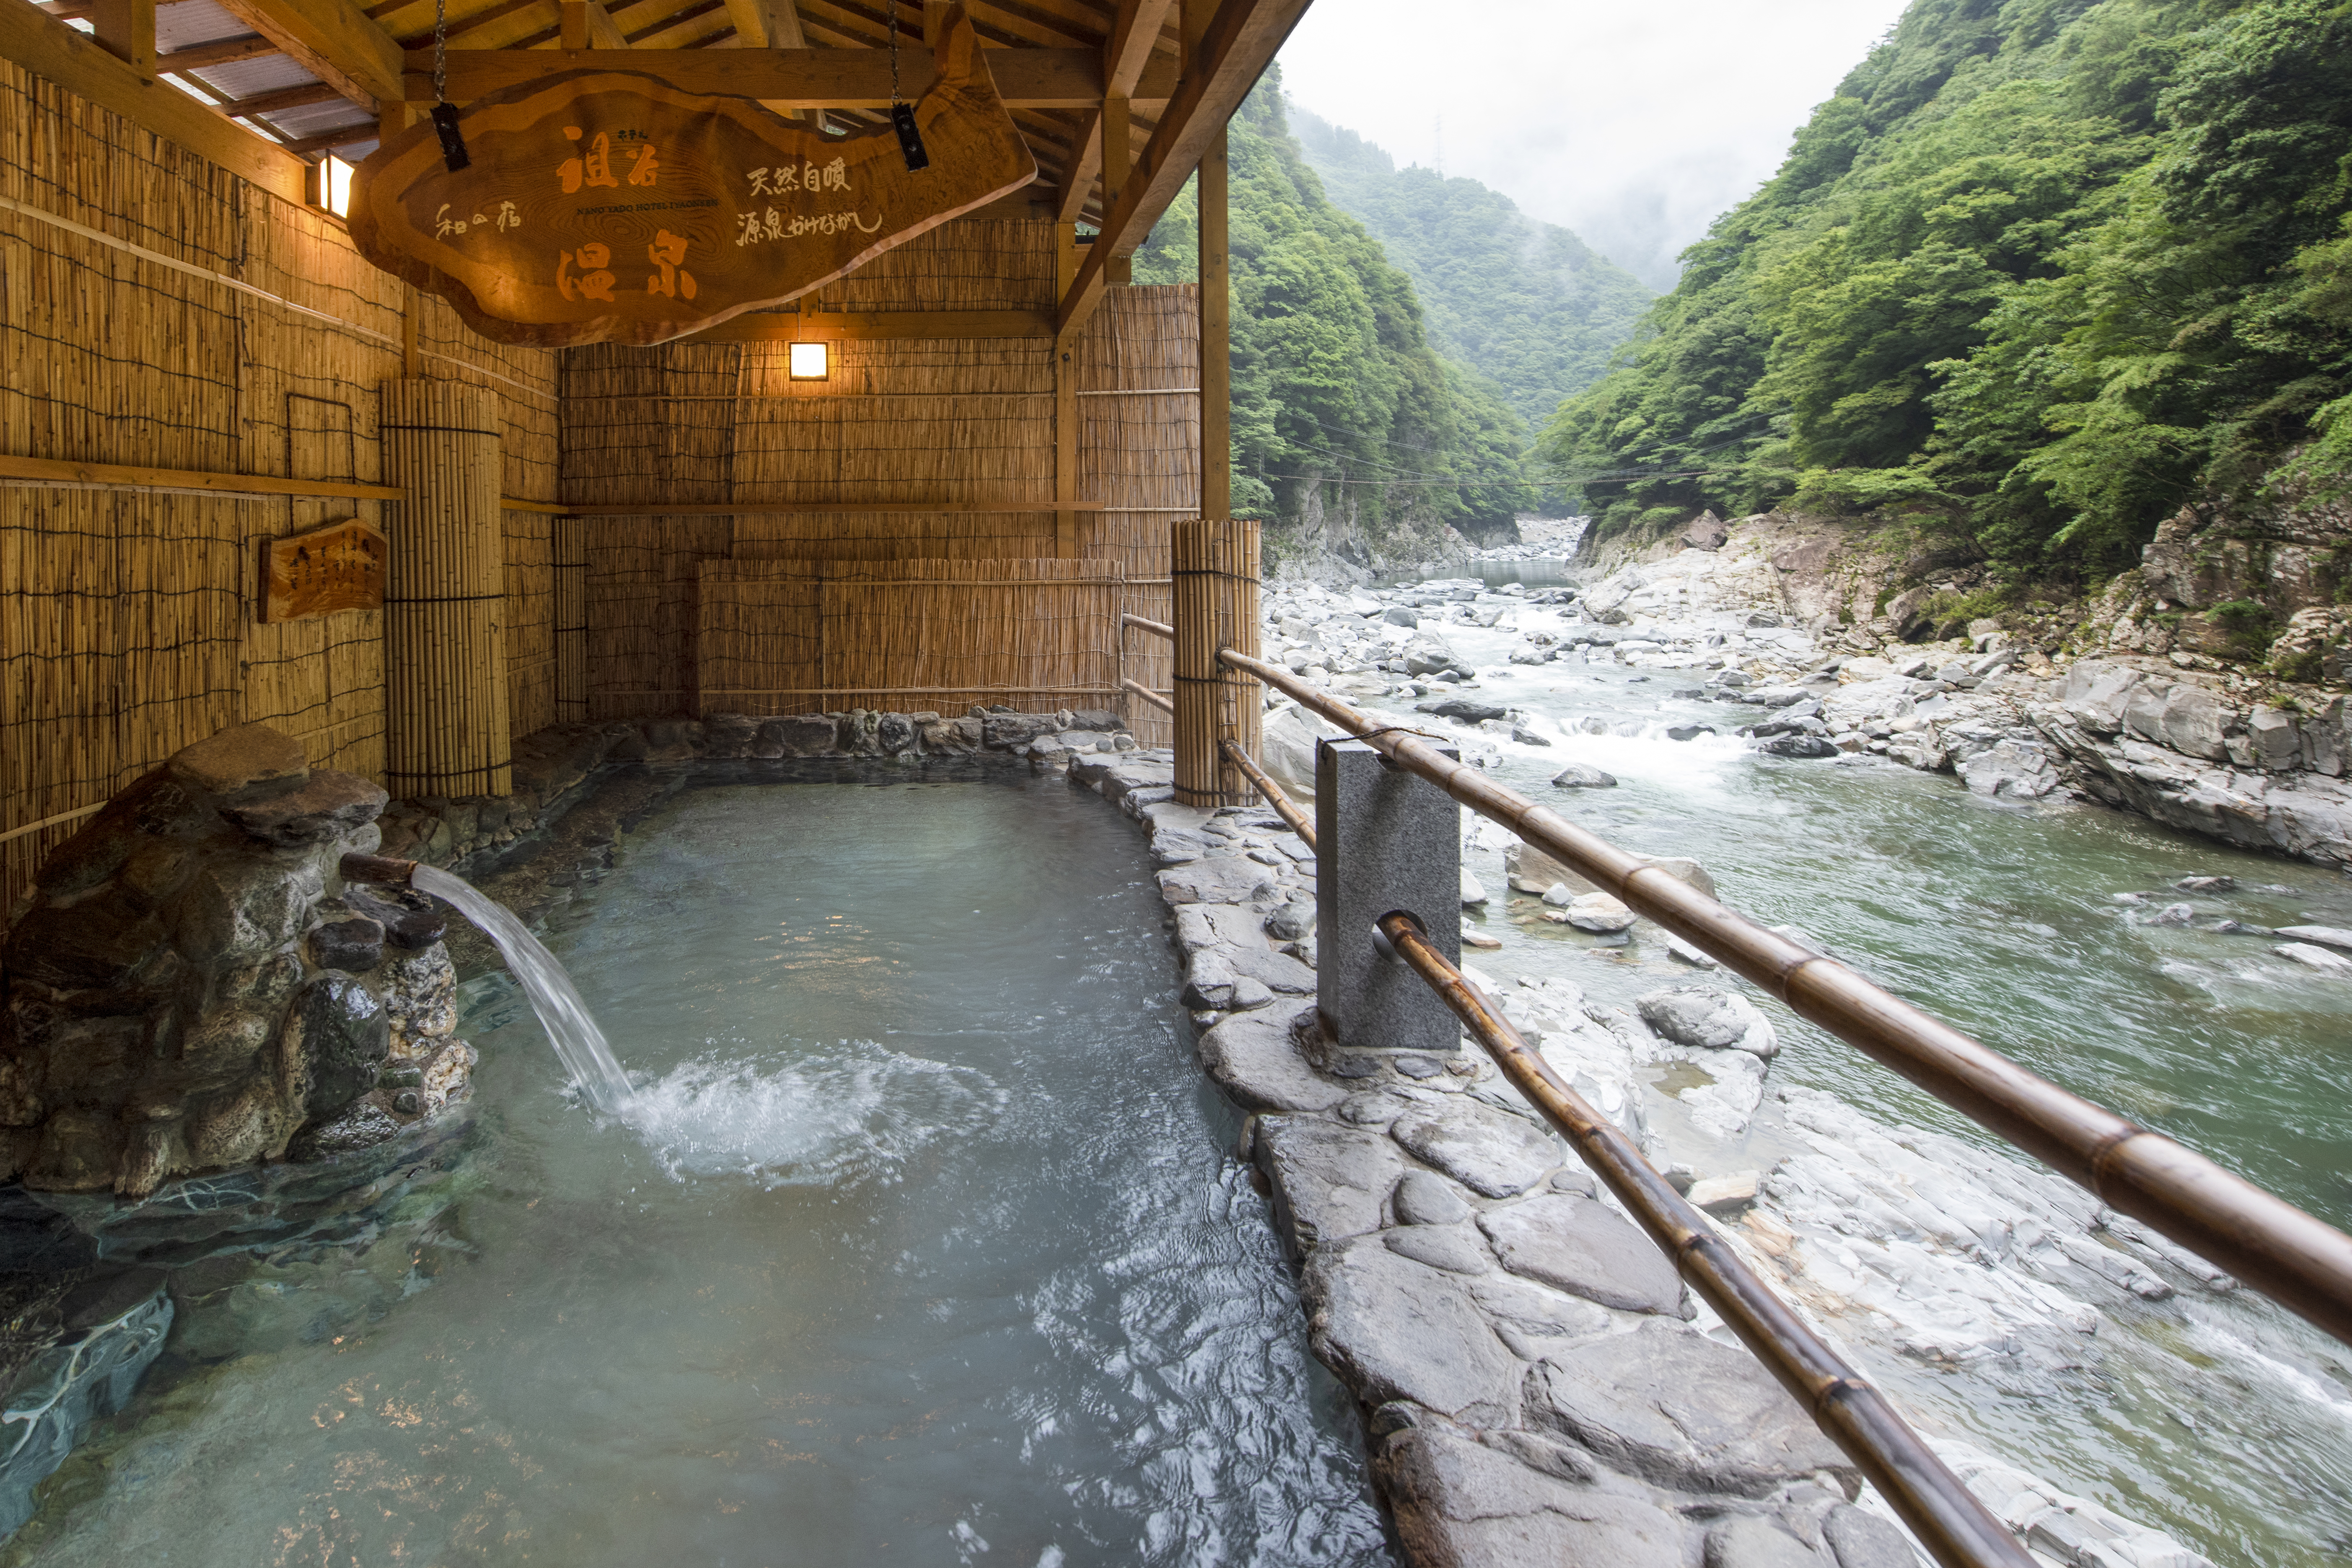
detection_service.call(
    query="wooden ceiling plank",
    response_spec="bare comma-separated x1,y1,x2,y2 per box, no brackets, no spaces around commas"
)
0,0,309,199
213,0,404,111
1057,0,1309,337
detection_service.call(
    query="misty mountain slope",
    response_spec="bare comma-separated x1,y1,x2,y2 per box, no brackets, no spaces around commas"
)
1290,107,1655,432
1542,0,2352,572
1131,72,1539,557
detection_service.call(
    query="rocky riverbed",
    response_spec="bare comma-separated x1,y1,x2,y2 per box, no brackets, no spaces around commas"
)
1052,517,2352,1566
1063,741,2254,1568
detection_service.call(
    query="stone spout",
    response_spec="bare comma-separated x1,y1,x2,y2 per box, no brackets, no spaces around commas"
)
341,852,421,887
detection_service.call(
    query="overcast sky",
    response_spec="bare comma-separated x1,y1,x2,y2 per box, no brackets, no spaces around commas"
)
1274,0,1913,290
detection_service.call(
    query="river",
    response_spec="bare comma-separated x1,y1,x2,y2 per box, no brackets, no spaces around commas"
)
1380,560,2352,1567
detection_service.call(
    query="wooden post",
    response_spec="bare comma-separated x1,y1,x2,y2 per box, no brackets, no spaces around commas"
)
381,380,512,798
554,513,590,720
1054,335,1079,559
1102,93,1131,286
1199,126,1230,523
88,0,154,78
1171,519,1260,807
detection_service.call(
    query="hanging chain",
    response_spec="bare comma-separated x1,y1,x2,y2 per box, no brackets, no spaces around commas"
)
433,0,450,104
886,0,902,105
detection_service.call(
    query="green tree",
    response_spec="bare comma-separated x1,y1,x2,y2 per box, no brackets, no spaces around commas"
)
1537,0,2352,575
1132,70,1538,549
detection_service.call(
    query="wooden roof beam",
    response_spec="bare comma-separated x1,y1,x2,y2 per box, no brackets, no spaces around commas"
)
714,0,823,125
0,0,309,199
404,44,1176,105
1104,0,1172,95
213,0,405,112
1057,0,1308,340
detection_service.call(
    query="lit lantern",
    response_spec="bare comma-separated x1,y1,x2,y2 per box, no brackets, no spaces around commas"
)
788,341,829,381
318,154,356,219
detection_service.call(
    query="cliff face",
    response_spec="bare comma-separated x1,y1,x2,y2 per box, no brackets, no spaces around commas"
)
2089,480,2352,684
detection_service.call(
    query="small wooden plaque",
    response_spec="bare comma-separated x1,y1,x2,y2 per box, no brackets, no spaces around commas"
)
261,518,387,622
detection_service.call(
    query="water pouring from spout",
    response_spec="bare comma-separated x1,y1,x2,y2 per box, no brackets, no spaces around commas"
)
343,854,635,1114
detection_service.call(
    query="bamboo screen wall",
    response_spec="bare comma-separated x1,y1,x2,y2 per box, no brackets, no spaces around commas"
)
697,557,1127,716
0,62,557,895
560,252,1199,747
4,63,1211,896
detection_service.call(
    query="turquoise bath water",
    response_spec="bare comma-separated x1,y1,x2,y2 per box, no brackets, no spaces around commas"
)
7,775,1392,1567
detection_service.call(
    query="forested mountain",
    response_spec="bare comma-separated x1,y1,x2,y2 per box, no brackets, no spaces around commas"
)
1132,71,1538,554
1541,0,2352,575
1290,110,1655,432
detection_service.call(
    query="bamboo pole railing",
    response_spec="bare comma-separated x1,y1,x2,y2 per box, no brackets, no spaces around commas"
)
1218,737,1313,849
1120,677,1174,715
1373,911,2033,1568
1211,642,2352,1350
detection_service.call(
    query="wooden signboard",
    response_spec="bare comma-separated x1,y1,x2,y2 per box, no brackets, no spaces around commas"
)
260,517,387,622
349,5,1035,347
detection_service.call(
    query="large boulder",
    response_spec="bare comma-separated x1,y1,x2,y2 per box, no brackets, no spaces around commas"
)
1636,986,1778,1058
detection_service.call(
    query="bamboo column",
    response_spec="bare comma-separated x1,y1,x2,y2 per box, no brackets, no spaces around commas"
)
553,513,589,721
1172,519,1261,806
381,380,512,797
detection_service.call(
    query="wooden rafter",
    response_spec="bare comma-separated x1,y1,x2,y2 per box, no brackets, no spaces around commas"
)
0,0,309,198
1057,0,1307,338
1101,0,1167,93
212,0,404,111
157,32,279,71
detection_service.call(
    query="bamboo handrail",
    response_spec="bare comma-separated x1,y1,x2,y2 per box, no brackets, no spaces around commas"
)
1214,643,2352,1349
1217,737,1315,849
1119,677,1174,715
1375,911,2033,1568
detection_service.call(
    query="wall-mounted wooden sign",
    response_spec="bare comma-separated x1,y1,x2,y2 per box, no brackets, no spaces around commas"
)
260,517,387,622
349,4,1035,347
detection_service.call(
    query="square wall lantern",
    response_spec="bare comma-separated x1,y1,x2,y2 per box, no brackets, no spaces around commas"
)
788,341,830,380
317,154,355,219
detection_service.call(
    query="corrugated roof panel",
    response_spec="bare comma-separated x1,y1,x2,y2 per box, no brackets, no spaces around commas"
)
190,54,326,102
155,0,256,51
264,101,375,140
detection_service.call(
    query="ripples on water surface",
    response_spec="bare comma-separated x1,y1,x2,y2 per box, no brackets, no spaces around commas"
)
1427,585,2352,1567
11,778,1391,1567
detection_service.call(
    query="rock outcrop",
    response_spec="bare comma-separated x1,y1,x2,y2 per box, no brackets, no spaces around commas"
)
0,723,474,1198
